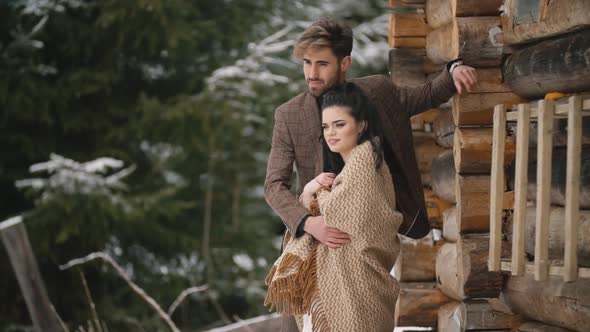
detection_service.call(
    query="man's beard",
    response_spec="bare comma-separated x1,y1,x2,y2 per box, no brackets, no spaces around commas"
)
307,72,343,97
307,61,344,97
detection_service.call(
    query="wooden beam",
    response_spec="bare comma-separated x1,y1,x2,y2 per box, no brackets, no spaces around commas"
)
501,0,590,46
503,271,590,331
534,100,554,281
505,95,590,121
503,29,590,99
437,235,504,300
426,17,503,67
389,13,432,37
424,188,452,229
392,236,442,282
469,68,511,94
433,108,454,148
506,206,590,268
489,105,506,272
501,260,590,279
453,127,516,174
565,96,583,282
452,92,524,126
395,282,451,328
390,36,426,48
438,300,521,331
389,48,427,87
431,150,455,203
456,175,495,232
426,0,503,29
515,322,574,332
511,103,530,276
0,217,62,332
442,206,458,242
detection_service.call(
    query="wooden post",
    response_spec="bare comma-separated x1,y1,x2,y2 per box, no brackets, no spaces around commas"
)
564,96,583,282
512,103,531,276
0,216,62,332
489,105,506,272
535,100,554,281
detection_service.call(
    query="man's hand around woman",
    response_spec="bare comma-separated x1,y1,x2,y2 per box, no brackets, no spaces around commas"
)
304,215,351,249
302,172,350,248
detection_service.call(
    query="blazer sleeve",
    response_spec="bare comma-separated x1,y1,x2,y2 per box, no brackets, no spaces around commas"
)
264,109,310,235
391,69,457,117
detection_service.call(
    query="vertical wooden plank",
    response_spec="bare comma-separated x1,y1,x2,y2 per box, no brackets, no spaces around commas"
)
0,217,62,332
489,105,506,272
512,103,530,276
534,100,554,281
564,96,582,282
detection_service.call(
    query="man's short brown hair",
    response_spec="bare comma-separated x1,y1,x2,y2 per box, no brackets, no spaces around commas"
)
293,17,353,60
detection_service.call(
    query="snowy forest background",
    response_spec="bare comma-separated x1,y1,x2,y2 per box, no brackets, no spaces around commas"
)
0,0,390,330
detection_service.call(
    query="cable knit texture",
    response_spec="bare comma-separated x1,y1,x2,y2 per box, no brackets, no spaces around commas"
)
265,141,402,331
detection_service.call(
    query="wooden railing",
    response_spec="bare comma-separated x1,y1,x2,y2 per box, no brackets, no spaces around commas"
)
488,94,590,282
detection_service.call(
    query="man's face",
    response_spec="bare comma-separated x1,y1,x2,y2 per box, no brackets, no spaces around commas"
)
303,48,350,97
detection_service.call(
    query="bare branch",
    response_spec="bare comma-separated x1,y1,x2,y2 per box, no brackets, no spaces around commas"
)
60,252,180,332
167,285,208,317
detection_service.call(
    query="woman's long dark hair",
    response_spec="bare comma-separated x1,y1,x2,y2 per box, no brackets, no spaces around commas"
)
320,82,384,174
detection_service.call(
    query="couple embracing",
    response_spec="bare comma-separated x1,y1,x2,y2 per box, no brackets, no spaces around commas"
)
263,17,476,332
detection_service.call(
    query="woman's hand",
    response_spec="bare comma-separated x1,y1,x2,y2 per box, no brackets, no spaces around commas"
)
304,172,336,194
304,215,351,249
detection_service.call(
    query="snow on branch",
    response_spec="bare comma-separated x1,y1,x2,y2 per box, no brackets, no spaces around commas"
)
15,154,135,199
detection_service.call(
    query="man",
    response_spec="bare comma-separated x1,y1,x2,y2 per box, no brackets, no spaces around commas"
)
264,17,476,330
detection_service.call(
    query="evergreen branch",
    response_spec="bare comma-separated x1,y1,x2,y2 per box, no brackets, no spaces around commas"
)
59,253,180,332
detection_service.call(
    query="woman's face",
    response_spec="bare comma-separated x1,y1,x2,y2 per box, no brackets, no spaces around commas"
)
322,105,365,160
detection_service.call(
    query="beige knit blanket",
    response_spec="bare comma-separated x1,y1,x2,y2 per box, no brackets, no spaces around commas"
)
265,141,402,331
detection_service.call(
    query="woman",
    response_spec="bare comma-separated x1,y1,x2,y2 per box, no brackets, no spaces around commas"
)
265,82,402,331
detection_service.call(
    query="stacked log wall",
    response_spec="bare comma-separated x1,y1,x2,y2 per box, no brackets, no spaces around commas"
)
497,2,590,331
388,0,524,330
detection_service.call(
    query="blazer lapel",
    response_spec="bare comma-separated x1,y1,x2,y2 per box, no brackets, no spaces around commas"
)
302,93,324,174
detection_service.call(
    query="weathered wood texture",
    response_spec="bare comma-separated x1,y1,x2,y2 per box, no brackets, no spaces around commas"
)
390,36,426,49
0,218,62,332
426,17,503,67
515,321,575,332
433,108,454,148
452,92,525,126
424,188,452,229
389,13,432,38
507,146,590,209
469,68,511,94
389,0,425,10
454,127,516,174
503,273,590,331
389,48,427,87
438,300,522,332
442,206,458,242
415,136,447,175
507,116,590,148
502,0,590,45
411,108,441,132
505,206,590,267
503,29,590,99
456,175,499,232
426,0,503,29
394,282,451,328
393,236,442,282
436,235,504,301
431,149,455,203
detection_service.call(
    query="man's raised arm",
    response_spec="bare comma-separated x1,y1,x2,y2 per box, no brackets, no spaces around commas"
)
394,61,477,117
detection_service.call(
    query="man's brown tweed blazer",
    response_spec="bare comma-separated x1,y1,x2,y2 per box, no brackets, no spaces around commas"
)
264,71,456,239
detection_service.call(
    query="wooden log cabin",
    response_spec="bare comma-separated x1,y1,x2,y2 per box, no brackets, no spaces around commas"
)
388,0,590,331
